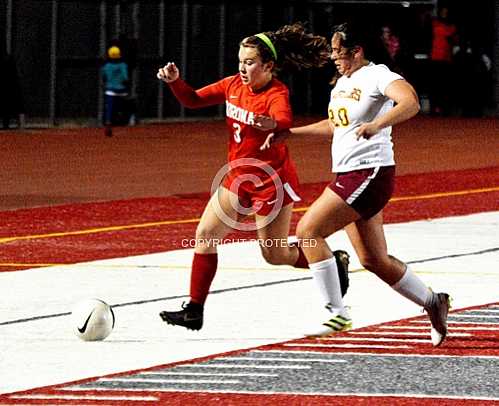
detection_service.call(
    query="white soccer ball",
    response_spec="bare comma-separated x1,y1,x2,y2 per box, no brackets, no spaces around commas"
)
71,298,115,341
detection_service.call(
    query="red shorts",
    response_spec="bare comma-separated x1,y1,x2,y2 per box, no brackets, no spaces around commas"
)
329,166,395,220
222,167,301,216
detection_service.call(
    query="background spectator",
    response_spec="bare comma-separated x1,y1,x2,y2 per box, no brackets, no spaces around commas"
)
113,34,138,125
381,25,400,63
101,45,129,136
428,5,458,115
380,24,413,80
454,38,493,117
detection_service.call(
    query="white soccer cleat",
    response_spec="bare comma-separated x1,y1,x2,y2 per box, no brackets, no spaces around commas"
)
306,308,352,338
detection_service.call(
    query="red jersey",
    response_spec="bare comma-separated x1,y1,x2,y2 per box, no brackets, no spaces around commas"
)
168,74,297,190
431,19,457,62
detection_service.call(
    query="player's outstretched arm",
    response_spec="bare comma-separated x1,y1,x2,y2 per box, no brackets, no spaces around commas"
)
157,62,224,108
291,119,333,137
157,62,180,83
260,119,333,150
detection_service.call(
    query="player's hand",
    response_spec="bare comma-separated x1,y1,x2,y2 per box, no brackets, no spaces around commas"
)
355,121,380,140
252,114,277,131
259,129,290,150
157,62,179,83
260,133,275,150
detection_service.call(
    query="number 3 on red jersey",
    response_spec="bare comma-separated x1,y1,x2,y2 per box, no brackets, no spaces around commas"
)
233,123,242,143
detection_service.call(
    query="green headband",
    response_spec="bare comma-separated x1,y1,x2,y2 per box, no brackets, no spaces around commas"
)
255,33,277,61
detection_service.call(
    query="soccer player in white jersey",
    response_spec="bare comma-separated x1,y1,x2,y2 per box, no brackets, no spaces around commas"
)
277,22,450,346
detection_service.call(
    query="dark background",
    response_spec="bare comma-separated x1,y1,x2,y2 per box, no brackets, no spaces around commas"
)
0,0,497,126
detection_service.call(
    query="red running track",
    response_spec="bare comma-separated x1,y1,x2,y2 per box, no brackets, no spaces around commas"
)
0,166,498,272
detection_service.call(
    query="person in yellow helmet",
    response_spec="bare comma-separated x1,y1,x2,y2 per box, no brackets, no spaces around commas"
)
101,46,129,136
107,46,121,59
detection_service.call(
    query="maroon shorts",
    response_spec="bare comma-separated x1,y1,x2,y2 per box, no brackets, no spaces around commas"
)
328,166,395,220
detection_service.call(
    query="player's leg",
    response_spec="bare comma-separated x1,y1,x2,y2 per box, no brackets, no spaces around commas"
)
159,186,239,330
346,214,450,346
296,187,360,336
254,196,349,296
254,203,297,265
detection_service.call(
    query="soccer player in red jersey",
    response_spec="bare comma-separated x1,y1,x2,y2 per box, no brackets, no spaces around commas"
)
157,23,349,331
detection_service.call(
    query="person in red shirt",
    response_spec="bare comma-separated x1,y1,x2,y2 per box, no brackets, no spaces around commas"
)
429,6,458,115
431,6,457,63
157,23,349,331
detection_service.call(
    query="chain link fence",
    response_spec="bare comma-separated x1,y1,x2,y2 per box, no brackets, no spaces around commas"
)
3,0,496,128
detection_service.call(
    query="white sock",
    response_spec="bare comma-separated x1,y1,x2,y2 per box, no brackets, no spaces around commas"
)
391,266,432,307
310,257,346,314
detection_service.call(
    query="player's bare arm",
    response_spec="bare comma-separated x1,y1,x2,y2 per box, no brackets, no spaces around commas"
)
291,119,333,137
260,119,332,150
356,79,420,140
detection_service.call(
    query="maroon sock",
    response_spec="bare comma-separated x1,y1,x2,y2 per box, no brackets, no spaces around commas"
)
293,245,309,269
190,253,218,305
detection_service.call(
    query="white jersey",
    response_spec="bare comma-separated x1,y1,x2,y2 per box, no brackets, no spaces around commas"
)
328,62,403,172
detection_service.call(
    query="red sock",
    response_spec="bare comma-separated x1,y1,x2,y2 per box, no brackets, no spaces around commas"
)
293,245,309,269
190,253,218,305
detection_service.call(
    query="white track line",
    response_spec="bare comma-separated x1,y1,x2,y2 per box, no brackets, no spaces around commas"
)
283,343,412,349
381,325,498,331
55,387,499,401
10,394,158,401
257,349,499,359
96,377,241,384
347,331,471,337
313,337,431,343
218,356,347,363
140,371,278,377
410,320,499,325
181,363,311,369
463,310,499,313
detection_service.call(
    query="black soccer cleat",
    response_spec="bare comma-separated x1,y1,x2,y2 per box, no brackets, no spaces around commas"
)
159,301,204,331
333,250,350,297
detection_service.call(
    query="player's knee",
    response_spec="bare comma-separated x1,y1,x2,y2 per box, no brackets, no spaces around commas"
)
359,255,389,273
260,246,287,265
295,220,318,242
194,225,218,246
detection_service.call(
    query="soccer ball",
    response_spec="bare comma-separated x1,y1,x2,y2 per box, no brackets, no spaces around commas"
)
71,298,115,341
